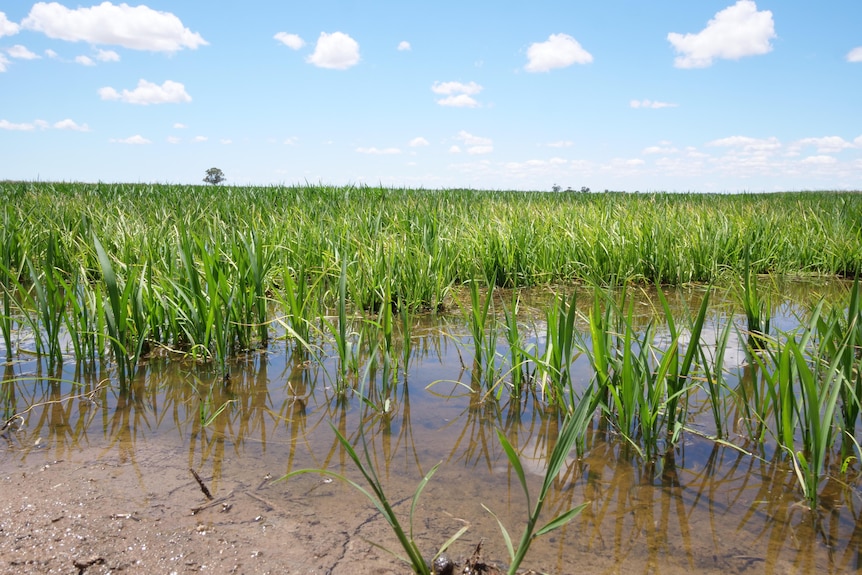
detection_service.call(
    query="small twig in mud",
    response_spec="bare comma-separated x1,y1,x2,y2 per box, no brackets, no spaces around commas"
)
73,555,105,573
191,491,235,515
1,381,107,432
190,468,214,500
244,491,275,511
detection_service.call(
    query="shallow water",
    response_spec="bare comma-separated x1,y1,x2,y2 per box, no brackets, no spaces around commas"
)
2,280,861,574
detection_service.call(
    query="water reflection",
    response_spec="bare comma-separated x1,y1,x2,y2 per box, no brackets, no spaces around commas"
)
1,282,860,574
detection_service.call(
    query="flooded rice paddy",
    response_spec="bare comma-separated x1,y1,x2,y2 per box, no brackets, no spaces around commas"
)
2,280,862,574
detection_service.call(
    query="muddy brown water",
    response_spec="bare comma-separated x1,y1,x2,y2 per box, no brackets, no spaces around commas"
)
2,282,861,574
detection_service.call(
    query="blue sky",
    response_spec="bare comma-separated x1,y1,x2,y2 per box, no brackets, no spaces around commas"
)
1,1,860,192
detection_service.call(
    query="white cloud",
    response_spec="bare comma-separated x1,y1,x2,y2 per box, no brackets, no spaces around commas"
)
643,145,678,155
436,94,479,108
525,33,593,72
667,1,776,69
847,47,862,63
44,48,57,58
166,136,180,144
431,81,482,95
34,119,49,129
626,159,646,167
8,45,40,60
630,99,678,109
173,122,187,129
707,135,781,152
0,119,35,130
193,135,207,142
408,137,429,147
22,2,207,52
0,12,20,37
795,136,854,154
75,55,94,66
449,145,462,154
54,118,90,131
220,138,232,145
98,79,191,105
432,81,483,107
455,130,493,154
274,32,305,50
110,134,150,144
397,41,411,51
0,54,9,72
801,155,837,165
356,147,402,155
306,31,360,69
96,48,119,62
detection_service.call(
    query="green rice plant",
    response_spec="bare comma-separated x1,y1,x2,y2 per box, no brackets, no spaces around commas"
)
458,278,500,388
741,245,771,350
0,206,22,360
279,423,467,575
276,263,322,347
656,285,711,444
485,405,590,575
23,238,66,367
816,276,862,445
697,316,733,439
501,289,528,396
94,234,149,386
582,288,697,460
323,255,352,391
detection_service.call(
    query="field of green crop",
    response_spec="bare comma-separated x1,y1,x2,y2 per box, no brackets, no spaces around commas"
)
3,182,862,563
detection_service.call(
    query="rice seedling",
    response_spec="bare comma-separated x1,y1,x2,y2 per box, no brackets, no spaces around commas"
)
279,422,468,575
741,245,771,350
485,405,590,575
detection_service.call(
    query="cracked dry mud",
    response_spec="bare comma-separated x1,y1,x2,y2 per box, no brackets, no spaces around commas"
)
0,454,418,575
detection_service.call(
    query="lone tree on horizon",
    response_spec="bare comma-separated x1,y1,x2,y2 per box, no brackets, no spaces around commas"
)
203,167,226,186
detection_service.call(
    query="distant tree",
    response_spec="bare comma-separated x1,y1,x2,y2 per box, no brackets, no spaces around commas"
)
551,183,562,192
580,186,590,193
203,167,226,186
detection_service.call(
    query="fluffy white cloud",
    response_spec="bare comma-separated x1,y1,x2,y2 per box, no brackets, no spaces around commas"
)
44,48,57,58
455,130,493,154
306,31,360,69
274,32,305,50
0,12,19,37
436,94,479,108
408,137,429,147
667,1,775,68
707,135,781,152
22,2,207,52
0,119,35,130
795,136,854,154
397,41,411,51
432,81,482,95
99,79,191,105
847,47,862,63
630,99,678,109
110,134,150,144
432,81,483,107
96,48,120,62
75,55,95,66
643,145,679,155
173,122,187,129
525,33,593,72
54,118,90,131
8,45,39,59
356,147,402,155
0,54,9,72
801,155,837,165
